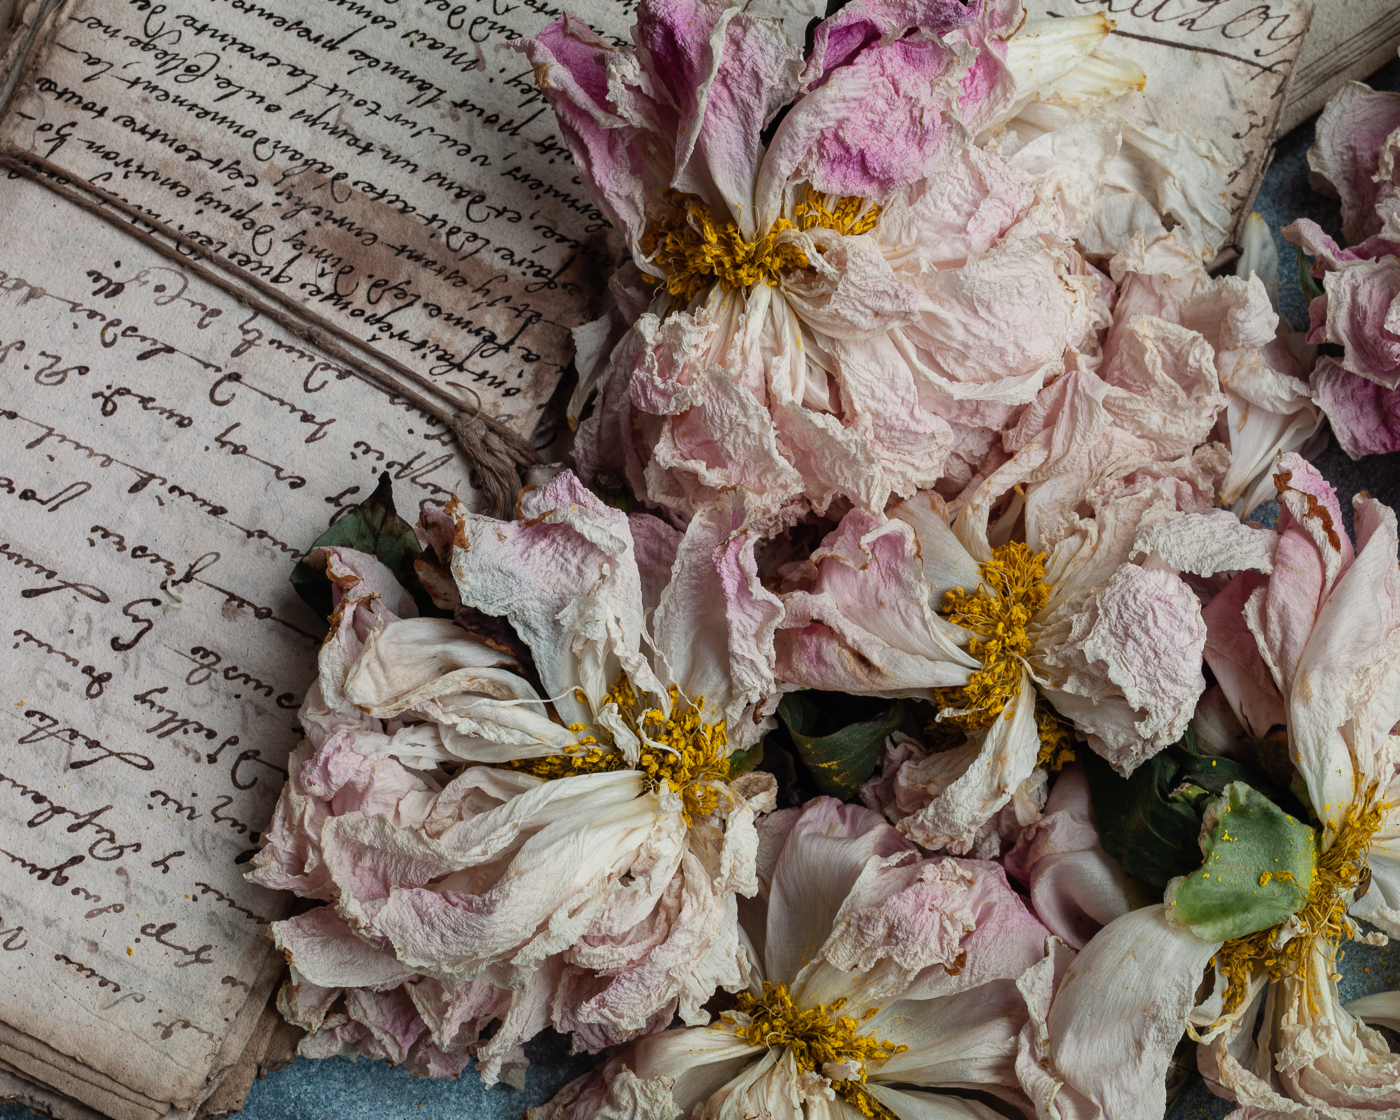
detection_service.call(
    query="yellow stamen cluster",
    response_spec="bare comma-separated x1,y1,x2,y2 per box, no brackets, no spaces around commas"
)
1214,796,1385,1015
723,982,906,1119
934,542,1051,734
791,189,882,237
607,676,731,820
1033,699,1076,771
500,675,728,822
501,735,621,782
640,188,882,304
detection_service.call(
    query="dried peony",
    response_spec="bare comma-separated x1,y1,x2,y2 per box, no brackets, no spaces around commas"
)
528,797,1053,1120
520,0,1230,530
1285,60,1400,458
1105,221,1322,517
1002,763,1132,950
248,472,787,1081
772,360,1226,855
1031,457,1400,1119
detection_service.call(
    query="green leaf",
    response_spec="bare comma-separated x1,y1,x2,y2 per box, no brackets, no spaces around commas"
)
1083,750,1205,889
1170,731,1307,820
1297,246,1324,302
777,692,905,799
290,472,424,620
726,741,764,779
1166,782,1316,942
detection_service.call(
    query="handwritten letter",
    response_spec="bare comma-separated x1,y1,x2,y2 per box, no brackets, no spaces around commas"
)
1028,0,1312,244
0,172,466,1119
0,0,650,434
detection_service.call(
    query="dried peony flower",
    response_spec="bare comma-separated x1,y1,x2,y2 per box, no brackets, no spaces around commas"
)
1283,65,1400,459
520,0,1228,530
1002,764,1132,950
528,797,1053,1120
1032,456,1400,1118
249,472,787,1080
1189,455,1400,939
1306,70,1400,247
771,363,1223,854
1104,220,1323,517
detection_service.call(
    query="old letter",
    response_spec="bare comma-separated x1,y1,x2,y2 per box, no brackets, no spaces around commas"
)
0,0,652,436
0,171,469,1118
1279,0,1400,133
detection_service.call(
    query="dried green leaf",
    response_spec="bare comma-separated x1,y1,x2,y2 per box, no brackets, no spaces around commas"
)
1083,750,1205,889
777,692,905,800
726,742,764,779
1166,782,1316,941
1297,246,1324,303
290,472,428,620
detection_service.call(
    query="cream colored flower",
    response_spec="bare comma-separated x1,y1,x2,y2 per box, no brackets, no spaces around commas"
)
250,472,786,1079
530,797,1054,1120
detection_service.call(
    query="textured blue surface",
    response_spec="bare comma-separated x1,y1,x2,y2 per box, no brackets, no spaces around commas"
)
6,52,1400,1120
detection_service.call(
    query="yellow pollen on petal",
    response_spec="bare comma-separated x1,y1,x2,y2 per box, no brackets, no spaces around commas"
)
1032,699,1076,771
640,188,881,304
721,981,905,1119
934,543,1062,763
617,677,730,822
1214,794,1386,1016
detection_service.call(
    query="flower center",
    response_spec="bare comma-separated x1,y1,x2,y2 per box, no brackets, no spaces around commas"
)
641,188,881,304
723,981,906,1119
934,542,1070,766
1214,796,1385,1015
608,676,730,819
504,675,729,821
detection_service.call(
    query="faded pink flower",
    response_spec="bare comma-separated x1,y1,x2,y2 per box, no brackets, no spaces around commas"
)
520,0,1227,530
249,472,787,1080
1283,67,1400,459
1105,221,1322,516
1307,74,1400,246
1003,764,1132,950
528,797,1053,1120
1050,454,1400,1118
772,367,1223,854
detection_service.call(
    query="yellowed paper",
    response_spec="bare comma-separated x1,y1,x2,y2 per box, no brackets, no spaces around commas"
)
0,171,470,1115
1279,0,1400,134
0,0,647,436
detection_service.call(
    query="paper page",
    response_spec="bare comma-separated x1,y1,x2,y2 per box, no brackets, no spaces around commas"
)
0,0,648,437
1278,0,1400,134
1028,0,1313,246
0,170,468,1117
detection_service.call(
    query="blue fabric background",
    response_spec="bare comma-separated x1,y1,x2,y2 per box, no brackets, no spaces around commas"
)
7,53,1400,1120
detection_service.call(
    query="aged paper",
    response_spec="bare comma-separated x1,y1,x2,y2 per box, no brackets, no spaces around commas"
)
0,171,470,1118
1028,0,1313,247
0,0,651,437
1279,0,1400,134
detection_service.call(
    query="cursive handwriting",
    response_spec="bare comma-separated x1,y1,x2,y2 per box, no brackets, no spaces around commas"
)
16,708,154,773
139,921,215,968
194,881,270,926
212,422,306,489
55,953,124,992
13,629,111,698
0,764,144,860
0,848,85,887
0,540,110,603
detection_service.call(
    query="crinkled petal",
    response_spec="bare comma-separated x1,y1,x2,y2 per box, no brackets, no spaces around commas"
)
1045,906,1219,1120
